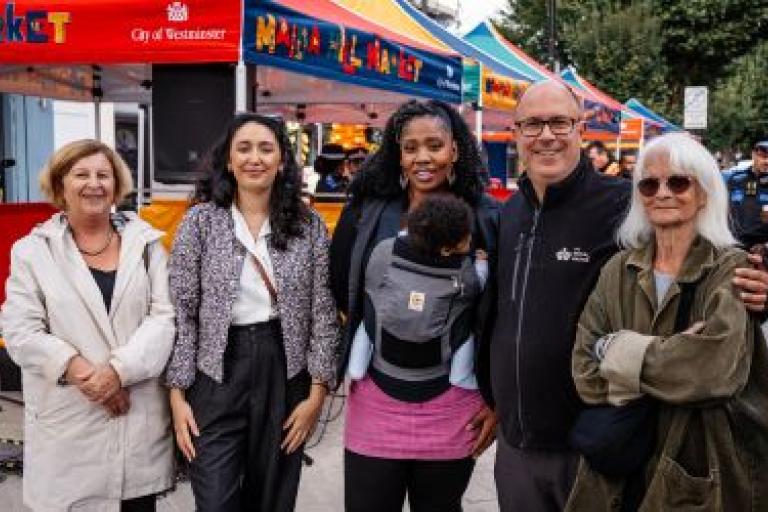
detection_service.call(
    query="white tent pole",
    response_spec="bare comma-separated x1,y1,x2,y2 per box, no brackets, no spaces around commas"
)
236,0,246,113
475,64,483,146
236,60,247,112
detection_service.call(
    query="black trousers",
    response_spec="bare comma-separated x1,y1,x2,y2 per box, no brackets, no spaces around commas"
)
187,321,310,512
494,433,579,512
344,450,475,512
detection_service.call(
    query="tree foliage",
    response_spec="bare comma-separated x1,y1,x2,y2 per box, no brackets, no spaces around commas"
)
496,0,768,150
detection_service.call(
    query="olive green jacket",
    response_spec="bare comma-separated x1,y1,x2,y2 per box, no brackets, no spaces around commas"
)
567,237,768,512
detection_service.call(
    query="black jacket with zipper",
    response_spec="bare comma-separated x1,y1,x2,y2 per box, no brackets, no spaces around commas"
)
482,156,630,451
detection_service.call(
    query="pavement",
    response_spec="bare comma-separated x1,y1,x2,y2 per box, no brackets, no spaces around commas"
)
0,390,500,512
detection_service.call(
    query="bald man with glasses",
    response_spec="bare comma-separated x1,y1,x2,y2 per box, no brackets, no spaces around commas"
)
476,81,768,511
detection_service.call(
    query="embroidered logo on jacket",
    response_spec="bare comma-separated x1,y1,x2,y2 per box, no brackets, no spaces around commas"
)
556,247,590,263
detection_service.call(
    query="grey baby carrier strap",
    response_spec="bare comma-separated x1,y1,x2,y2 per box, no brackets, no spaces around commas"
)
365,238,473,382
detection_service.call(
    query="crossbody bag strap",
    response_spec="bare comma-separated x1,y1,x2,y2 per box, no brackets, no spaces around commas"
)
250,253,278,305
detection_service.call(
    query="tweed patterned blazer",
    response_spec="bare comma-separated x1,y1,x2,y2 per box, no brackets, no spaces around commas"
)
165,202,339,389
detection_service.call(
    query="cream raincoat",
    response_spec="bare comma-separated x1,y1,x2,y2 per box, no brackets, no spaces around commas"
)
1,212,175,511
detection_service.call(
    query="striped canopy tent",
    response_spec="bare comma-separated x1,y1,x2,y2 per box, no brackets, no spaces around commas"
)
244,0,464,125
463,22,654,140
560,65,666,144
333,0,535,132
625,98,682,133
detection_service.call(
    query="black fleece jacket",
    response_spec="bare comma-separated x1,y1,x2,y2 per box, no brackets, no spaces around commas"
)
480,156,630,451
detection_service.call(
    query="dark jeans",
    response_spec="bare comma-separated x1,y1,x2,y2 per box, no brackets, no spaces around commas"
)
344,449,475,512
494,433,579,512
187,321,310,512
120,494,155,512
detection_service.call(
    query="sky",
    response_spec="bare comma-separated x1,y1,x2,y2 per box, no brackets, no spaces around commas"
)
456,0,508,32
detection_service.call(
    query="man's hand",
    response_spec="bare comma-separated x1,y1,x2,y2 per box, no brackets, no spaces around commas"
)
467,405,497,459
733,252,768,312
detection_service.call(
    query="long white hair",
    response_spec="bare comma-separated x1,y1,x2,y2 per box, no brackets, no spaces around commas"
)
617,133,737,249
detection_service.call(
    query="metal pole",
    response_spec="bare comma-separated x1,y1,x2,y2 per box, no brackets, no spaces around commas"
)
94,98,101,141
136,106,146,209
548,0,559,73
148,104,155,202
475,64,483,145
236,60,247,113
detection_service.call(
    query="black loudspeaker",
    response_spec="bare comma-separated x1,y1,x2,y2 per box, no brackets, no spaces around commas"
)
152,64,235,184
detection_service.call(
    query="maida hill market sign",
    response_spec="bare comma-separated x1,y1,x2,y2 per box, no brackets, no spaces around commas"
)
244,1,463,103
0,1,240,64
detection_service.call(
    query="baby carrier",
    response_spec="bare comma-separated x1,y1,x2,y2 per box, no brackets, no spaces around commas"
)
363,237,481,386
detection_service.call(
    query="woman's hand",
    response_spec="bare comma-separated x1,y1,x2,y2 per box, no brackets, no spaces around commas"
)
170,388,199,462
281,384,326,454
64,355,95,386
103,388,131,417
78,364,121,403
467,404,497,459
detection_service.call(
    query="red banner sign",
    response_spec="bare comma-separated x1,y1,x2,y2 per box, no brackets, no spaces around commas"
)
0,0,240,64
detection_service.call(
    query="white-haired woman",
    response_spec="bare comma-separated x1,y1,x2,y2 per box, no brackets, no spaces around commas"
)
566,133,768,511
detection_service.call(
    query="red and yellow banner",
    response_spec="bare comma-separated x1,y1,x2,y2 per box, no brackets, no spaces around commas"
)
620,118,644,139
482,68,528,111
0,0,240,64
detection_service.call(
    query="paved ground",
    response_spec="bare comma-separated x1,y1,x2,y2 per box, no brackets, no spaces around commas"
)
0,390,499,512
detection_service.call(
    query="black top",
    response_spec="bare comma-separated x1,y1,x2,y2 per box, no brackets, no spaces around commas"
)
89,267,117,312
485,156,631,451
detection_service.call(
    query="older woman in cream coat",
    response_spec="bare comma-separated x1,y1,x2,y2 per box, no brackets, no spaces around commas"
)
1,140,175,512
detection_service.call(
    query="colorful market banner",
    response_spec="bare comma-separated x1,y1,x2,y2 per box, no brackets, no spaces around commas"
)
482,68,528,111
244,0,463,103
0,0,240,64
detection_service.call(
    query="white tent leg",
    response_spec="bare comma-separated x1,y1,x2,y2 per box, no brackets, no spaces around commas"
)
236,60,246,112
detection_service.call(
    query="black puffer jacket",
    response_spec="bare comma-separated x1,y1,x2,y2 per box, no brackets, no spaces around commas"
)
481,157,630,450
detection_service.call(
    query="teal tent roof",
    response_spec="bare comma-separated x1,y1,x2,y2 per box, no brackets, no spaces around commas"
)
392,0,531,82
625,98,681,132
462,21,551,82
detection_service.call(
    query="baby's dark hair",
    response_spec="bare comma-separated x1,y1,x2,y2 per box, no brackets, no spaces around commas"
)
407,195,474,259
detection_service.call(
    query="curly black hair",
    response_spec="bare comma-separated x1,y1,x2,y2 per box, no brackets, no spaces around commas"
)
407,194,474,259
348,100,484,207
193,112,309,250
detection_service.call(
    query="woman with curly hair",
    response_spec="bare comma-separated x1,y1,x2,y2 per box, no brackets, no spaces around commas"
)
166,113,339,511
330,99,500,512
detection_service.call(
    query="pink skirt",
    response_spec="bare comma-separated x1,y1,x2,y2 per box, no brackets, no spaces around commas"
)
344,377,485,460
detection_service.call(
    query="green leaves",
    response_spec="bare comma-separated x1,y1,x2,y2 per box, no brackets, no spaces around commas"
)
497,0,768,150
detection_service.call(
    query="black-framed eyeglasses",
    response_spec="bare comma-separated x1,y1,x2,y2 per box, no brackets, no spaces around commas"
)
514,117,579,137
637,175,693,197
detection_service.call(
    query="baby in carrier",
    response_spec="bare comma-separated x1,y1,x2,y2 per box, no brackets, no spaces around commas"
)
347,194,488,396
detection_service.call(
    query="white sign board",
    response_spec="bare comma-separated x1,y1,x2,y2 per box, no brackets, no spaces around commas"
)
684,86,708,129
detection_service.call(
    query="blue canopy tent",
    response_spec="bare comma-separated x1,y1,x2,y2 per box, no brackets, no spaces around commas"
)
625,98,681,133
241,0,464,124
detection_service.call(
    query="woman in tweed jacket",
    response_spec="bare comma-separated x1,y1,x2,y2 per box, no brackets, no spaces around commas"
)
165,113,339,512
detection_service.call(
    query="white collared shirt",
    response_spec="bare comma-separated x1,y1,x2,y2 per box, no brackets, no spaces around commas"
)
231,204,278,325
